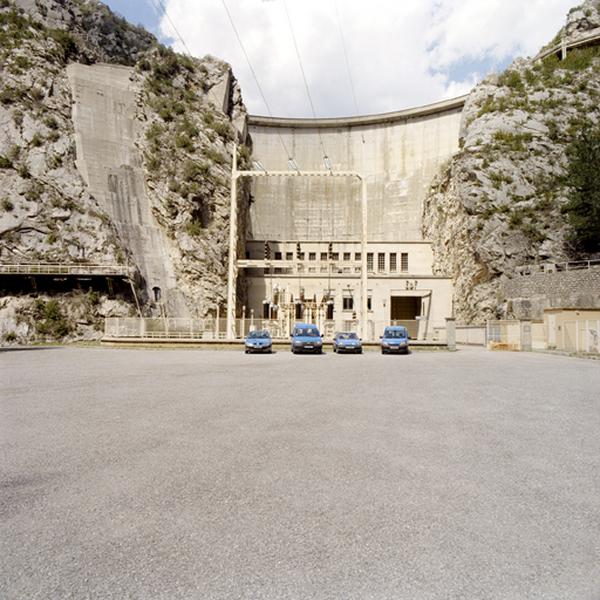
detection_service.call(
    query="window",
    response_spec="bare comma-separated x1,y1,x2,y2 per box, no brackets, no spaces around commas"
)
367,253,374,272
309,252,316,261
342,296,354,311
274,252,282,260
343,252,351,261
321,252,328,261
401,252,409,272
389,253,397,272
378,253,385,272
355,252,361,261
286,252,293,260
331,252,339,261
367,296,372,310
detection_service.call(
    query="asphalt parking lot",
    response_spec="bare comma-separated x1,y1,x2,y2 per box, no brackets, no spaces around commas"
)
1,346,599,599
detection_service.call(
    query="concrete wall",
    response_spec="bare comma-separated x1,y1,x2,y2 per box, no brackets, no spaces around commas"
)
247,97,465,242
67,63,188,316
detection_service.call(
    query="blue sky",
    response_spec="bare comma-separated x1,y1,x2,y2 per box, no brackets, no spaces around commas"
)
104,0,576,118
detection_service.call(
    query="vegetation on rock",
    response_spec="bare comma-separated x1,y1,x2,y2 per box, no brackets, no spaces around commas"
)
562,122,600,255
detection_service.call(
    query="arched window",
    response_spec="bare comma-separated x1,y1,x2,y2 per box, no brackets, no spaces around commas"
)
152,286,161,302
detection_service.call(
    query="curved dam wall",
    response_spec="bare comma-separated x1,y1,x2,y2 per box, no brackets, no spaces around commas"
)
247,96,466,243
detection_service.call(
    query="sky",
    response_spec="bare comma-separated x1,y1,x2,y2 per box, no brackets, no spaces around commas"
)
104,0,577,118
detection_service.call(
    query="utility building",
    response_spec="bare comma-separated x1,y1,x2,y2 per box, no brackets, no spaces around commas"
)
234,97,465,340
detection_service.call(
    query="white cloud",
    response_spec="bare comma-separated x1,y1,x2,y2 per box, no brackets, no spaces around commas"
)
159,0,576,117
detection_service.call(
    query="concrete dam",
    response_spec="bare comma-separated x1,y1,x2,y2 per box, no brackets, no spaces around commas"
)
242,97,466,338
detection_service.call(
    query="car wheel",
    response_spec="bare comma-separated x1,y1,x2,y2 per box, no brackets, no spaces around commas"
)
358,349,362,354
381,349,385,354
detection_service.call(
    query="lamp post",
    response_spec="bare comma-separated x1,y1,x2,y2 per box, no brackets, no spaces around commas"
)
226,144,368,340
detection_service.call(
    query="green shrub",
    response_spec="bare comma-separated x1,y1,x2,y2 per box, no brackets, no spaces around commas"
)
182,159,210,182
1,197,14,211
46,130,60,142
43,115,59,130
0,155,11,168
145,121,164,142
48,29,78,62
185,218,203,237
24,182,43,201
47,153,62,169
0,85,24,105
498,69,525,92
562,122,600,255
34,299,71,338
492,130,533,152
204,148,226,166
17,163,30,178
175,133,194,152
30,132,44,147
87,289,100,306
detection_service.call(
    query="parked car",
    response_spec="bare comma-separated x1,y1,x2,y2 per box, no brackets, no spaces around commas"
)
291,323,323,354
244,329,273,354
333,331,362,354
380,326,409,354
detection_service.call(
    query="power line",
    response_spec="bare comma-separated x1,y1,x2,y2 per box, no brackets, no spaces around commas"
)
220,0,293,161
333,0,360,117
282,0,329,163
333,0,365,145
151,0,193,56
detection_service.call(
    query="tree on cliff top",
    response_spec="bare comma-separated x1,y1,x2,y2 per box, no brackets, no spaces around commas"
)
563,123,600,257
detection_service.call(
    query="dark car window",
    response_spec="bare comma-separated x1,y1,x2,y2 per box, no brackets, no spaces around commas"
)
384,329,407,338
338,332,358,340
294,328,319,337
248,330,270,339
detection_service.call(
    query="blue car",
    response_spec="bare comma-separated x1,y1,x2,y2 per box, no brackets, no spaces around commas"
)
380,326,409,354
244,329,272,354
291,323,323,354
333,332,362,354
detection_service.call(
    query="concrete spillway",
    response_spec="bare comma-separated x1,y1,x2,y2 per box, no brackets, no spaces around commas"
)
247,96,466,242
67,63,188,316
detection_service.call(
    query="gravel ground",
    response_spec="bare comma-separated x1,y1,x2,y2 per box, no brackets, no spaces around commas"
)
1,346,599,600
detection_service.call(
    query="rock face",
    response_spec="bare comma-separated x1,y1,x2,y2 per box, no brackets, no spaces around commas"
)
0,0,249,341
423,0,600,323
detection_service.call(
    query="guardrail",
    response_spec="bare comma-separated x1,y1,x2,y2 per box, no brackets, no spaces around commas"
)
535,27,600,62
515,259,600,275
0,263,136,277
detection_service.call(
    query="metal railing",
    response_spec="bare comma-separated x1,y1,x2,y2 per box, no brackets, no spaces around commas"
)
0,263,135,277
515,259,600,275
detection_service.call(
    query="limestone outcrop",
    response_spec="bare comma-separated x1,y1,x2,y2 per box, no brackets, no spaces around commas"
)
0,0,249,342
423,0,600,322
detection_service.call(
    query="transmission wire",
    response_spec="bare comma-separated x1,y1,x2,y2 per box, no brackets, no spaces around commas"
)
282,0,329,163
220,0,293,161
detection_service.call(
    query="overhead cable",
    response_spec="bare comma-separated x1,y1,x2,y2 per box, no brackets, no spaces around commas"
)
282,0,330,163
220,0,293,161
152,0,193,56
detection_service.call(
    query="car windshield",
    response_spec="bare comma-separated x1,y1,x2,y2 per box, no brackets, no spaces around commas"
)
248,331,269,339
338,333,358,340
295,327,319,337
385,329,407,338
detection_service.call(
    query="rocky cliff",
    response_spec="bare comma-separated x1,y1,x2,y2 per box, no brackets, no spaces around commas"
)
0,0,249,342
423,0,600,323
